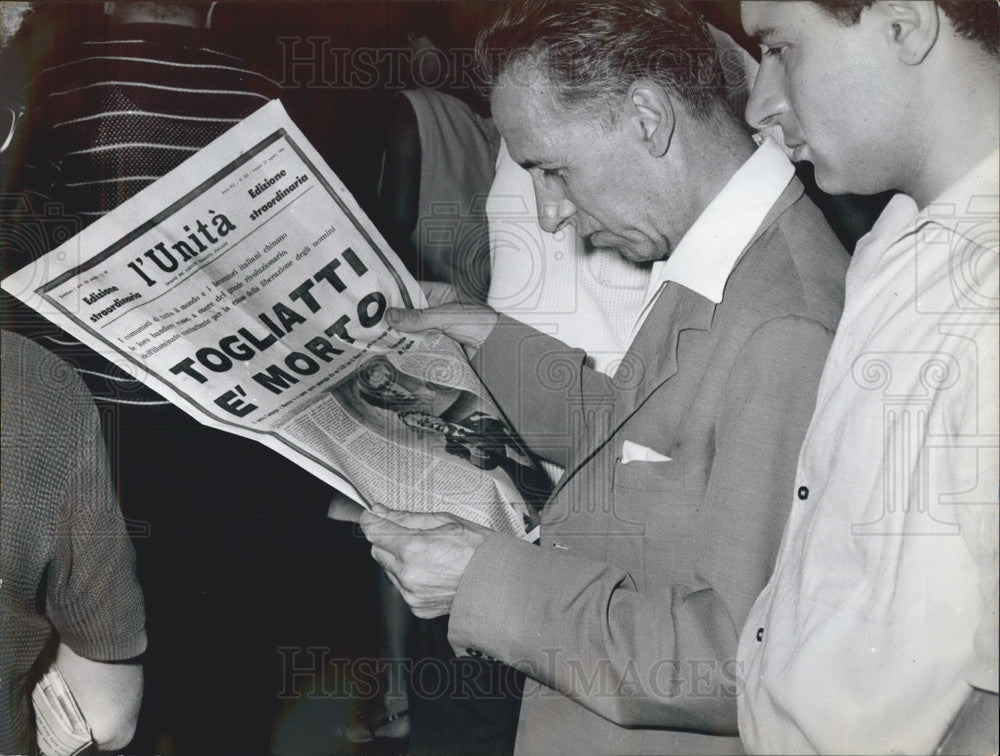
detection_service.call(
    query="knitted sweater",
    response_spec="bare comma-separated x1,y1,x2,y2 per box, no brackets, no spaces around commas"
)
0,330,146,753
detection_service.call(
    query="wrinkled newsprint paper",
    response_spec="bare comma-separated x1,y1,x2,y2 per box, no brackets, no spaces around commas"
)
2,100,546,538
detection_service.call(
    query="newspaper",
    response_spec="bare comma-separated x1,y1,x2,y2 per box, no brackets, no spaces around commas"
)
1,100,546,537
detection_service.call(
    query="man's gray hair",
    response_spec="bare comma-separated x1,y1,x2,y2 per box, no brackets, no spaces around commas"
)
475,0,729,125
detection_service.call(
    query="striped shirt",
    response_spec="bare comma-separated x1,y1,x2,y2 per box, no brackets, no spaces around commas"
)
16,22,279,403
23,22,277,221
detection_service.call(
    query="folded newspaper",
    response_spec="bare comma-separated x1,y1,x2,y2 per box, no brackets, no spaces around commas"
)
2,100,546,537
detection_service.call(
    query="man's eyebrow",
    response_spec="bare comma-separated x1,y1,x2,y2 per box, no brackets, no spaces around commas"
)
517,159,541,170
750,26,778,44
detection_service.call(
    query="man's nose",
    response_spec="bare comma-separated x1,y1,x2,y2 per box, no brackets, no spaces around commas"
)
534,181,576,234
744,61,788,132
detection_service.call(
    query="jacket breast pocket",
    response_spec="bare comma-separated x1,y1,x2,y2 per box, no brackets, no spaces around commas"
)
614,458,692,491
612,458,709,516
610,458,710,584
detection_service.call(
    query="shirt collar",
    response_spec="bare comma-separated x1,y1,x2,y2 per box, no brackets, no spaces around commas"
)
921,148,999,253
856,148,1000,271
644,139,795,306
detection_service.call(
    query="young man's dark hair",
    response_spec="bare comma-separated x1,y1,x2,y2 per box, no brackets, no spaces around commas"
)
812,0,999,53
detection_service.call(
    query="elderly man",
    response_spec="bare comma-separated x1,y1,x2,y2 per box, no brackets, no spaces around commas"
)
737,2,999,754
362,2,848,752
485,21,763,377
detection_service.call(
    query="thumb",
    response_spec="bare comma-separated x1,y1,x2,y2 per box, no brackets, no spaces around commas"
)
419,280,459,307
384,306,438,333
386,304,498,349
373,505,453,531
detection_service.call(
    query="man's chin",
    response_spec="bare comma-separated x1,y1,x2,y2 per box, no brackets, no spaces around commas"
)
810,160,866,197
812,167,847,195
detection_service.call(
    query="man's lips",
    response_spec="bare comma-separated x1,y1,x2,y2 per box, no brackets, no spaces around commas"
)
784,138,808,161
587,230,626,249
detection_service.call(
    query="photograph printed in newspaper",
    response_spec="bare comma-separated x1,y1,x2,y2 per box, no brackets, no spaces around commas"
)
1,100,546,537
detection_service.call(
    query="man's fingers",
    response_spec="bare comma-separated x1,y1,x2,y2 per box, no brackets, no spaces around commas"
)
327,492,364,522
359,510,402,554
385,304,498,348
370,544,398,574
362,506,481,621
384,306,439,333
411,604,446,620
360,510,436,557
419,280,459,307
370,503,452,531
371,546,411,600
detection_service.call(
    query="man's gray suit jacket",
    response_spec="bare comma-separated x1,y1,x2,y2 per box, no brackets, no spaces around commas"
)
451,178,850,754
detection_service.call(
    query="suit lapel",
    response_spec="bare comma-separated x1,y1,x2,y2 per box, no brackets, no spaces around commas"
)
546,178,806,499
548,283,715,498
611,178,804,416
612,283,715,426
615,176,805,406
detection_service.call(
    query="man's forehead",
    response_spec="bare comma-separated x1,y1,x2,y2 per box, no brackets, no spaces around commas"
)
491,69,565,165
492,62,559,121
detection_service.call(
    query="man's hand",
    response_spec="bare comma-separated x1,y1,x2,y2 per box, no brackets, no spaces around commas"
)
359,503,490,618
49,643,142,751
419,280,460,307
326,491,364,523
386,303,499,352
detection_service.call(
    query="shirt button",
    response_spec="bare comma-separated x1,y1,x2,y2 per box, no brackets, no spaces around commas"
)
797,486,809,500
756,627,764,642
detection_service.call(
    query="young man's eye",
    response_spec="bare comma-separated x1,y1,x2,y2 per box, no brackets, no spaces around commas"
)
761,44,787,60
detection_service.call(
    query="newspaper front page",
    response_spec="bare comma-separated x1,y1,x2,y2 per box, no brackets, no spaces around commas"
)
2,100,545,537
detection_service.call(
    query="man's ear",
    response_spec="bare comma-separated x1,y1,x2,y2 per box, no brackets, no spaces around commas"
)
626,81,674,158
874,1,939,65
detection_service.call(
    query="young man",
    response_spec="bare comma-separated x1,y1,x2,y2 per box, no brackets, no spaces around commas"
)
738,2,999,753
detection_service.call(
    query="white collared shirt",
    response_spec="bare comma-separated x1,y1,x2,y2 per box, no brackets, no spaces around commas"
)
629,139,795,341
487,24,780,379
738,150,1000,755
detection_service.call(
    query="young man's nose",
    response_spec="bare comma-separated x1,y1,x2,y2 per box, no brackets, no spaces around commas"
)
745,62,789,132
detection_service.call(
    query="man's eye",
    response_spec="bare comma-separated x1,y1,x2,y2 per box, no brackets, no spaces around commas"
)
761,45,787,60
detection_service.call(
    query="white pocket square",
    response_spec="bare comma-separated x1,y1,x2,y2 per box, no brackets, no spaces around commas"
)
621,440,672,464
